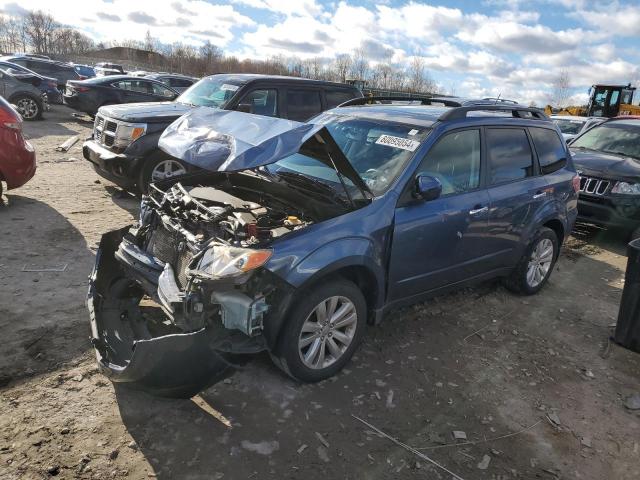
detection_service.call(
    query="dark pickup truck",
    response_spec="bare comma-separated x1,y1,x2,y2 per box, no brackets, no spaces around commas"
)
82,74,362,192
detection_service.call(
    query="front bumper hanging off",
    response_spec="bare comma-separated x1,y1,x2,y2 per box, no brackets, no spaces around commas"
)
87,227,231,397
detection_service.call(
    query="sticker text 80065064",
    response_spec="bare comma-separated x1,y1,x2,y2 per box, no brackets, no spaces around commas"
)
375,135,420,152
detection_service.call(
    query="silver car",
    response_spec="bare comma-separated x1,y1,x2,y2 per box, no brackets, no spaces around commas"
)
0,68,48,120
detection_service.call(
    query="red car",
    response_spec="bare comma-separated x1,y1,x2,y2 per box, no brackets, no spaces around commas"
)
0,96,36,196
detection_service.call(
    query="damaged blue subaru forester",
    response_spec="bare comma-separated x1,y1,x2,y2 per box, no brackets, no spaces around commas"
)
88,100,579,397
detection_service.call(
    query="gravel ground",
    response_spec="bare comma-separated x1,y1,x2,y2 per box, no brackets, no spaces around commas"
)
1,105,639,480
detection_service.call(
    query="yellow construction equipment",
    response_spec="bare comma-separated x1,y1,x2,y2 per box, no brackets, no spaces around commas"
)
545,83,640,118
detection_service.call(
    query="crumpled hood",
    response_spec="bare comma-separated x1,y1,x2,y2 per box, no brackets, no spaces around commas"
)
570,148,640,181
158,107,371,194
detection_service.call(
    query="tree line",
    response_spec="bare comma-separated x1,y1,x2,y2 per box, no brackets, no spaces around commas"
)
0,9,439,95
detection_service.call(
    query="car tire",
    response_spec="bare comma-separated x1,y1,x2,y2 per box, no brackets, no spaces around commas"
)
504,227,559,295
138,153,189,194
11,94,42,121
631,227,640,242
271,278,367,383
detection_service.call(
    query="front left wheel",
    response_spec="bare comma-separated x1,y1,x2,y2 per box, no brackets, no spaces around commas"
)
272,279,367,382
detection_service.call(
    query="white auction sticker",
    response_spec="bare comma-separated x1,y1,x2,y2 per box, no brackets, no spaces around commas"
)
408,129,419,136
220,84,239,91
375,134,420,151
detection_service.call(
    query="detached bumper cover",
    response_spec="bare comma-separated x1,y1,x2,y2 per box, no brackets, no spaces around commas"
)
87,227,229,397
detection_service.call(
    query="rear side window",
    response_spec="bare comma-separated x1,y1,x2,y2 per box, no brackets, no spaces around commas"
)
529,128,567,174
286,89,322,121
486,128,534,185
325,89,356,108
169,78,193,88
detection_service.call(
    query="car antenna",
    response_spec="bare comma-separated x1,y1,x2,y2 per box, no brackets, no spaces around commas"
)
494,94,501,105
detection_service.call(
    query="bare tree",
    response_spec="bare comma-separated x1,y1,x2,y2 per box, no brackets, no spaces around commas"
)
349,48,369,80
23,10,57,54
333,53,351,82
550,70,571,108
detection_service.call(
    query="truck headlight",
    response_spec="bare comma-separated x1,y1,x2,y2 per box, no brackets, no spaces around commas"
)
611,181,640,195
193,246,272,279
114,122,147,147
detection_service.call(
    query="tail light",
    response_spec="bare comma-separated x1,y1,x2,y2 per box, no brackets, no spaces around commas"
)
572,174,581,193
47,80,57,88
0,103,22,131
78,75,88,80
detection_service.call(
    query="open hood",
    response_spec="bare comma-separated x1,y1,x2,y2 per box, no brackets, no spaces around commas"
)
158,107,372,195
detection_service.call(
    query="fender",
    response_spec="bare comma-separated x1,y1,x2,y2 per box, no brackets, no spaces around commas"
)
280,236,386,306
8,91,42,104
124,130,164,158
526,197,568,246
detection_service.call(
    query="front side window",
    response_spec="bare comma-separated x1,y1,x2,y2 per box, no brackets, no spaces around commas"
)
416,129,481,196
286,89,322,121
239,89,278,117
487,128,534,185
571,121,640,160
529,127,567,174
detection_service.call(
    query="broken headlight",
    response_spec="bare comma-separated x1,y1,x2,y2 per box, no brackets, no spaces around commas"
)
194,246,272,279
612,181,640,195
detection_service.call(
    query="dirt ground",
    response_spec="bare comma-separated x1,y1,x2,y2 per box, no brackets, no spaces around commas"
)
1,105,639,480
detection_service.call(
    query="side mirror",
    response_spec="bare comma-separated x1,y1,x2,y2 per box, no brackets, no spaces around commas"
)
414,174,442,201
236,102,253,114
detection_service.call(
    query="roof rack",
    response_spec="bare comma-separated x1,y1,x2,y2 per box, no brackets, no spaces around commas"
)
338,96,463,108
438,105,548,121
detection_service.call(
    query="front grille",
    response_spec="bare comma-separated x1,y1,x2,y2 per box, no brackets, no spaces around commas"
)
146,225,193,288
93,114,118,148
579,176,610,196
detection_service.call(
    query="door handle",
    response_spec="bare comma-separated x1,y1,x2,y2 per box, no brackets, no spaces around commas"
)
532,191,547,199
469,206,488,215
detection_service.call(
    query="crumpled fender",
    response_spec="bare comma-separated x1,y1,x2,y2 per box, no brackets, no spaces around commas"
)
87,227,229,398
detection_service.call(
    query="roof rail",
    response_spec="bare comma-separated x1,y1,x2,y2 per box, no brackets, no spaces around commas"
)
438,105,549,121
338,96,463,108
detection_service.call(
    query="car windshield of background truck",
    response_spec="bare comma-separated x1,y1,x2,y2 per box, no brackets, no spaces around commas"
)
176,76,244,108
571,120,640,160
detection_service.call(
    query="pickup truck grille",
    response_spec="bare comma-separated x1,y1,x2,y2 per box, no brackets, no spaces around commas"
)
93,114,119,148
579,176,610,196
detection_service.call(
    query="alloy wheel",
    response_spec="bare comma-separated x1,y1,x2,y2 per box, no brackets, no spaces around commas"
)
526,238,554,288
298,296,357,370
151,160,187,182
16,98,38,120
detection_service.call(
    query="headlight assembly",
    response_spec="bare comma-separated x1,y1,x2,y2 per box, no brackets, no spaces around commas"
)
612,181,640,195
193,246,272,279
114,122,147,147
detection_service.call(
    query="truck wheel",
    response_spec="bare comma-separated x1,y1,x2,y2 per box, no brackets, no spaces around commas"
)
139,155,188,193
11,94,42,120
272,279,366,382
504,227,559,295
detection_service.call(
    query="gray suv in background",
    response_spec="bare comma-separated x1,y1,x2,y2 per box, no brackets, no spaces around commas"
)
0,69,48,120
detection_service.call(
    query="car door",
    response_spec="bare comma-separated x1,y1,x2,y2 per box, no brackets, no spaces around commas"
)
388,128,492,302
112,80,154,103
484,127,550,268
284,88,323,121
149,81,178,101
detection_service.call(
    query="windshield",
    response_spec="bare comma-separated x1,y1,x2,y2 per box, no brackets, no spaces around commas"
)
553,118,585,135
266,113,430,196
571,120,640,160
177,76,243,108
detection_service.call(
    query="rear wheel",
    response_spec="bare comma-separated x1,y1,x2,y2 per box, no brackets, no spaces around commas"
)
11,95,42,120
138,155,188,193
272,279,366,382
504,227,559,295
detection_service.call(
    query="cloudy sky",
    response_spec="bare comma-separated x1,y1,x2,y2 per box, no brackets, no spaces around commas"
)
2,0,640,105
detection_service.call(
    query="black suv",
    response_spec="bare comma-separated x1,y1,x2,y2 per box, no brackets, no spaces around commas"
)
82,74,362,192
0,56,80,90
